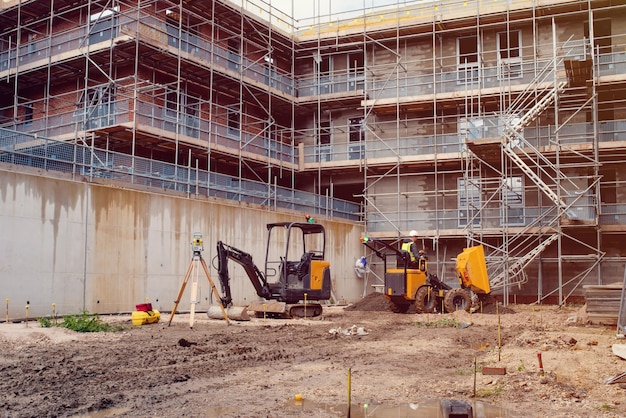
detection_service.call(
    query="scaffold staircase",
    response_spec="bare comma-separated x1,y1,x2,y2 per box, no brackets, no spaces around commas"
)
478,70,569,289
488,233,559,291
501,80,569,211
467,41,603,293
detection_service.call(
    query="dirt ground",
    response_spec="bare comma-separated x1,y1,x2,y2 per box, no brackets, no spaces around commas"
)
1,293,626,418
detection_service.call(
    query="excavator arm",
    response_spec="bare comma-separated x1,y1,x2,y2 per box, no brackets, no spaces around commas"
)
216,241,272,307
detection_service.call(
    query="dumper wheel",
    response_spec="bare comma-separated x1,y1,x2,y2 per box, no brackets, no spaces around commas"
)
415,286,437,313
389,300,411,313
443,288,471,313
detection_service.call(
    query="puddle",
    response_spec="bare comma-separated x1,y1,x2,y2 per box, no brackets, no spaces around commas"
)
84,399,514,417
281,398,516,417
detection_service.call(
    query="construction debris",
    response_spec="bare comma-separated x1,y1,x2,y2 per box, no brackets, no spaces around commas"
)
606,371,626,385
328,325,368,336
612,344,626,361
560,335,577,346
178,338,197,348
482,367,506,376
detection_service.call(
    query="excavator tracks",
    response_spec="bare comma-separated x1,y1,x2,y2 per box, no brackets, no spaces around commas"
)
248,301,323,319
288,303,323,318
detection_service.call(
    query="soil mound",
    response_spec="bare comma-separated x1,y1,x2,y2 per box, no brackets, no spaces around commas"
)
478,300,516,314
344,292,389,312
344,292,517,315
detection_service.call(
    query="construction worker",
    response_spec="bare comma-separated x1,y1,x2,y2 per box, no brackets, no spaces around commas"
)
401,230,424,268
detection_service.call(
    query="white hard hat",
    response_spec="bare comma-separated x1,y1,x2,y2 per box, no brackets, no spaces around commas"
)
409,230,418,237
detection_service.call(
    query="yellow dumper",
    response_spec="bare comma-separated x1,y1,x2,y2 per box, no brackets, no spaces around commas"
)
361,237,490,313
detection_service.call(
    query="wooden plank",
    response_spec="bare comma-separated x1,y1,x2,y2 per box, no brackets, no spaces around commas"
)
585,284,624,325
482,367,506,375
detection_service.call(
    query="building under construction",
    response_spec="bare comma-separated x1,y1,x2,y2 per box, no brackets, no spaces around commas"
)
1,0,626,307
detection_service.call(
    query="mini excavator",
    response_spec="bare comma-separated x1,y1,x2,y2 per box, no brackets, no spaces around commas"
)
215,222,332,318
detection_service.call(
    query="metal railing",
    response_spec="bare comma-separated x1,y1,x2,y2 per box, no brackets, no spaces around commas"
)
4,8,625,104
0,128,361,221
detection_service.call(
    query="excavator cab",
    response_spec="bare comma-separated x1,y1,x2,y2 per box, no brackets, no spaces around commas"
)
265,222,331,305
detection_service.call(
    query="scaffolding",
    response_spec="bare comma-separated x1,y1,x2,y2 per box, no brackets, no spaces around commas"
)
295,0,625,304
2,0,626,303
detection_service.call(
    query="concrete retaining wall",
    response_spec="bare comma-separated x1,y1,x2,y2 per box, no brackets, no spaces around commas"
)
0,168,365,319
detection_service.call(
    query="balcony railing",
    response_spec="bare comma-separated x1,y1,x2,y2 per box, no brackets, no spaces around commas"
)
3,9,626,105
363,199,624,235
0,128,360,221
301,118,626,164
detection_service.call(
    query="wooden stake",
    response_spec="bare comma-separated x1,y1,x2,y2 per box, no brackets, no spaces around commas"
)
473,356,477,397
347,367,352,418
497,302,501,362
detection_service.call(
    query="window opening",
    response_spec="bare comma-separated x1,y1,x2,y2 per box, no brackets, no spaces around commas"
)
458,177,481,226
501,176,524,225
75,84,115,130
23,103,33,126
317,121,332,162
184,95,199,137
457,35,478,84
497,30,522,79
348,117,364,160
348,51,365,90
228,38,240,70
227,105,240,138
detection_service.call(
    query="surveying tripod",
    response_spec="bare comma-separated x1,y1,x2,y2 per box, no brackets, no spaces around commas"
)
168,233,230,327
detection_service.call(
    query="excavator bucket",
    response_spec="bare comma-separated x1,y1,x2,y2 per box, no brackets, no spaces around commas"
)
247,300,288,317
207,305,250,321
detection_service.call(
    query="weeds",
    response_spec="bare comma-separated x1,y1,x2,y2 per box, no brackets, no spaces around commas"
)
415,318,461,328
455,367,479,376
474,384,503,398
38,310,124,333
37,317,52,328
597,403,614,412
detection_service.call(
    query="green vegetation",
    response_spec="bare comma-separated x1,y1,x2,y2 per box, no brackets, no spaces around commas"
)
38,310,124,333
474,384,503,398
414,317,461,328
37,317,53,328
455,367,479,376
597,403,615,412
517,360,526,372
